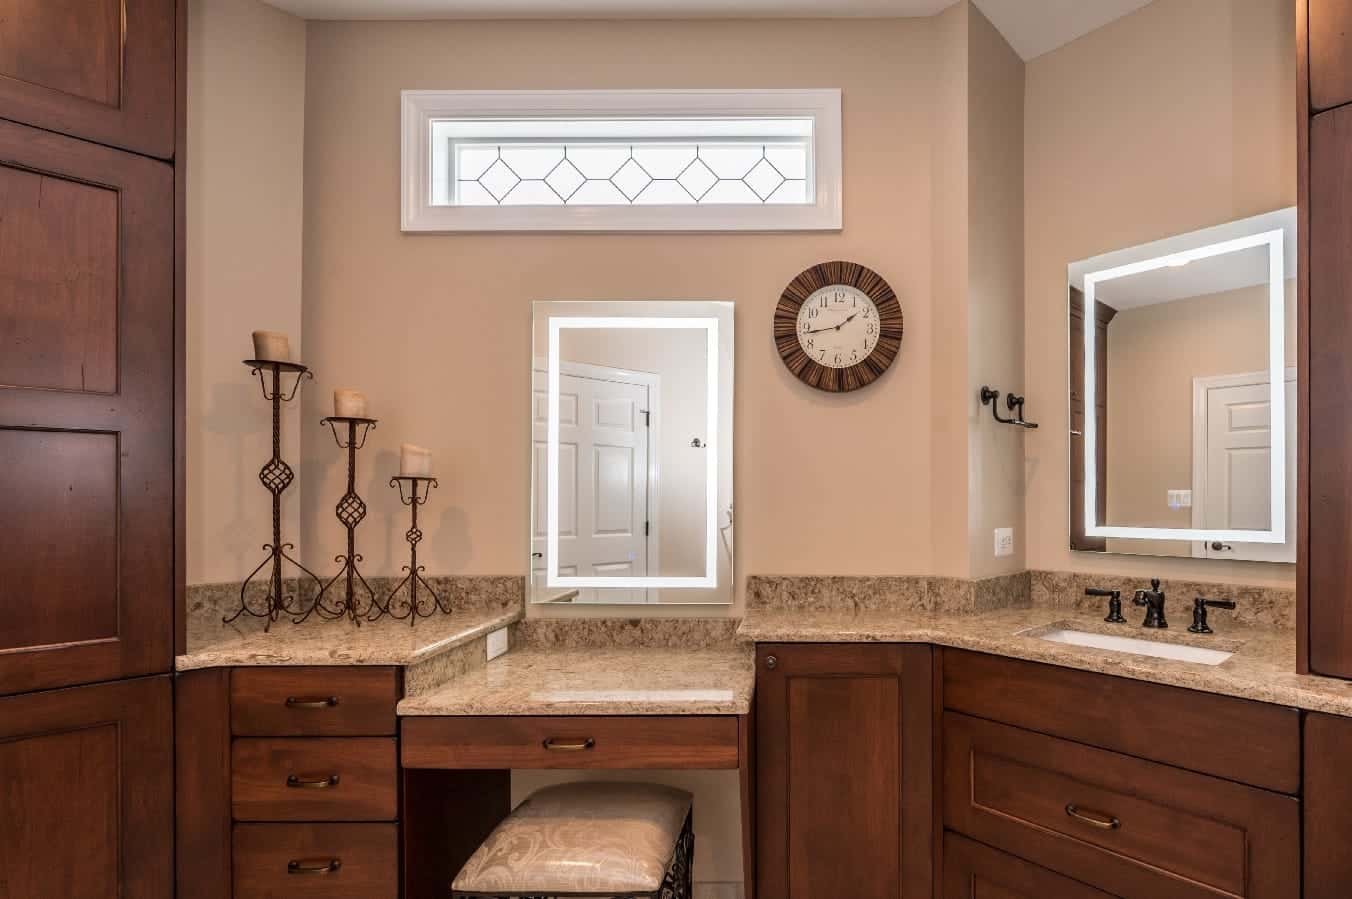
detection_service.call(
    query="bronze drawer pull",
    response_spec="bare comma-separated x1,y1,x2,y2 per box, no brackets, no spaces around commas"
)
285,695,339,709
288,858,342,875
1065,803,1121,830
542,737,596,752
287,774,340,789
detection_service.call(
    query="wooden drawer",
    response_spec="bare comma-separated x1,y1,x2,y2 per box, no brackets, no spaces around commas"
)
401,716,740,769
233,823,398,899
231,667,398,736
942,712,1299,899
944,833,1119,899
942,649,1300,793
232,738,397,822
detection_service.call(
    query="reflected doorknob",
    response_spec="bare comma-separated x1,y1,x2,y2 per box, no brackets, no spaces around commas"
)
1210,542,1233,552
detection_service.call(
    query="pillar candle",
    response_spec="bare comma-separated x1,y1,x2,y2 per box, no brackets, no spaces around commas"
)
251,330,290,362
400,443,433,477
333,389,368,418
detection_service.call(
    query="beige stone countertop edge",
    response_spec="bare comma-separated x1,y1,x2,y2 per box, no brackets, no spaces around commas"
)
174,607,522,671
737,607,1352,718
396,647,754,717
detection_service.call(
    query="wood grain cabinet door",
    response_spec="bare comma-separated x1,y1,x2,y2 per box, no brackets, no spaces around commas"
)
0,120,174,696
0,675,174,899
943,834,1120,899
0,0,175,158
755,643,932,899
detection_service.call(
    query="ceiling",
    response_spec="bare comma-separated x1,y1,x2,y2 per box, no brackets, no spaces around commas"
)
261,0,1157,60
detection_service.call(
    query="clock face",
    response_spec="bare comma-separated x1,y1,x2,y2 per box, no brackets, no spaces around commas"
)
796,285,880,369
775,261,904,393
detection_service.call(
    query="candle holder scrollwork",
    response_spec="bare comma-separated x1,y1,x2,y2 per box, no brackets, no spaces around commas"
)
224,360,324,631
307,416,378,625
370,476,453,625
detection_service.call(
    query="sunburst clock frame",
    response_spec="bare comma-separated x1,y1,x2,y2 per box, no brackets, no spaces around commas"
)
774,260,904,393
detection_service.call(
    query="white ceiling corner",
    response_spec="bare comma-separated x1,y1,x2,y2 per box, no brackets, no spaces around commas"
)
970,0,1156,61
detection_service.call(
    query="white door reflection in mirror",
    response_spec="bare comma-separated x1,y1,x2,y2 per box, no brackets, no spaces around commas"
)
530,301,734,605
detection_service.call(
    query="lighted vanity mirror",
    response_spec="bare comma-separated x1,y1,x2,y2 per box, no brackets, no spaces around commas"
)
529,301,734,605
1067,208,1296,562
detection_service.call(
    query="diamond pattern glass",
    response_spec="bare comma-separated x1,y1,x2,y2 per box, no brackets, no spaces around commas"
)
455,141,808,207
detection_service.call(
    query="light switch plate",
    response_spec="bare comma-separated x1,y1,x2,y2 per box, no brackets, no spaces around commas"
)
486,627,509,662
994,527,1015,558
1167,489,1193,510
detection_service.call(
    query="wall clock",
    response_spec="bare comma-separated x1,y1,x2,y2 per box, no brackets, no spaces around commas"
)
775,260,904,392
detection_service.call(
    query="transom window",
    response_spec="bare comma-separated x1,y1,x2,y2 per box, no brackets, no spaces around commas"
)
402,90,841,232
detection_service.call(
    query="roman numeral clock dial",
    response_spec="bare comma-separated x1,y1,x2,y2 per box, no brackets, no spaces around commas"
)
775,261,904,392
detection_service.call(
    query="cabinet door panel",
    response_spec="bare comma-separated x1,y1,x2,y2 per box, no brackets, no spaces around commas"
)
0,676,173,899
1308,104,1352,678
1310,0,1352,112
0,120,174,696
943,834,1119,899
0,0,175,158
755,643,931,899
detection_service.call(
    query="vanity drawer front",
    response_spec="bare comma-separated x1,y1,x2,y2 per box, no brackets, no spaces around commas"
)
401,715,740,769
231,667,398,736
232,823,398,899
942,712,1299,899
942,648,1300,793
232,738,398,822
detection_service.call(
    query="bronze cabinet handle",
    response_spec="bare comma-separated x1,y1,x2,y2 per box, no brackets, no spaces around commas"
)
1065,803,1121,830
542,737,595,752
285,696,339,709
287,774,340,789
288,858,342,875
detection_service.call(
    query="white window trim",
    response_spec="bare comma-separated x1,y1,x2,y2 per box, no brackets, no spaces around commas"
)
400,89,843,233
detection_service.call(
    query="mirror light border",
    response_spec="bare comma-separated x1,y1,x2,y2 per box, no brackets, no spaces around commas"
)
546,315,721,588
1082,226,1287,544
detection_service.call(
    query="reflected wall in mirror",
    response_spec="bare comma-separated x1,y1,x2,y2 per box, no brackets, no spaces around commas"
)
530,301,734,604
1067,208,1296,562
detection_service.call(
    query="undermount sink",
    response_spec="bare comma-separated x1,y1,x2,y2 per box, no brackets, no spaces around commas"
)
1037,628,1234,666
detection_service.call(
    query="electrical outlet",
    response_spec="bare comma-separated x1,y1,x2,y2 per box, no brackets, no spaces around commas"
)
486,627,509,662
994,527,1015,558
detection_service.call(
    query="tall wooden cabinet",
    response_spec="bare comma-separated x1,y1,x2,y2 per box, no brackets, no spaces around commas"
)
1302,0,1352,678
0,2,182,897
754,644,933,899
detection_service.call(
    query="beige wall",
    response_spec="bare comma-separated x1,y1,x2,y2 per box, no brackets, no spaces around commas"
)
1024,0,1296,586
966,3,1026,578
186,0,307,584
928,1,970,578
300,18,940,609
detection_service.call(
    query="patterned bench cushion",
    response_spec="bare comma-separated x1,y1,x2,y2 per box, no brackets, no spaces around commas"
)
452,782,694,896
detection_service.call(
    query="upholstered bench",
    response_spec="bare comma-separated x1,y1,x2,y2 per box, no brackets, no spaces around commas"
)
452,782,694,899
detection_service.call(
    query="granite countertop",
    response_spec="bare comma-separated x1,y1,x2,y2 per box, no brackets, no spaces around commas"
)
397,646,754,716
738,605,1352,717
176,605,522,671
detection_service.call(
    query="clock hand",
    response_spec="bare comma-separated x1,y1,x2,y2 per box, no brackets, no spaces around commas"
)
803,312,861,335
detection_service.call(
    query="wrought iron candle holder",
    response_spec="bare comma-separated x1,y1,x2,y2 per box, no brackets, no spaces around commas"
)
309,415,378,625
370,476,452,625
224,360,323,631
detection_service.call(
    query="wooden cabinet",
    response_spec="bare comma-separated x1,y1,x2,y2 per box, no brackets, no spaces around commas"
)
1303,712,1352,896
0,119,175,697
944,833,1119,899
1306,102,1352,679
0,0,176,158
0,676,173,898
941,650,1301,899
943,712,1298,898
1310,0,1352,112
754,643,933,899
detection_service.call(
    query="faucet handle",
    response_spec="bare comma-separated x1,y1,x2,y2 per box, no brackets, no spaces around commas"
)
1188,596,1235,634
1086,587,1125,623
